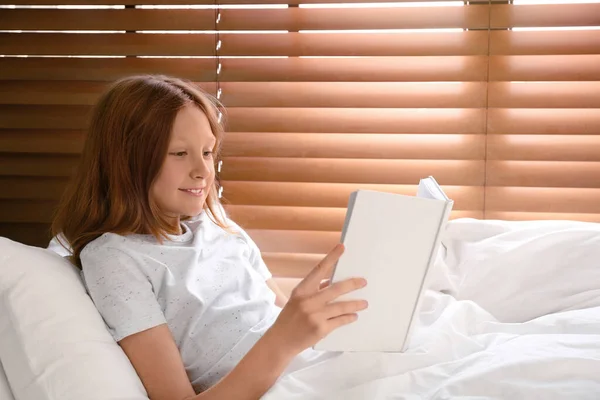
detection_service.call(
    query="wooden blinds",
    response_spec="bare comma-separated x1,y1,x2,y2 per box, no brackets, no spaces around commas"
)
1,1,599,278
486,3,600,223
218,2,489,277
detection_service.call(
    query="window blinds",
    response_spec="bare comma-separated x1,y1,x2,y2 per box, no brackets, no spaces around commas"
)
0,1,598,278
486,3,600,222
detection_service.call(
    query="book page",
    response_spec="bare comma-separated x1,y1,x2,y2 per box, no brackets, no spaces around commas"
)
417,176,450,202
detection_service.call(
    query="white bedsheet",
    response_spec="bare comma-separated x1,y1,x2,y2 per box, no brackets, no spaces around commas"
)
0,360,15,400
263,219,600,399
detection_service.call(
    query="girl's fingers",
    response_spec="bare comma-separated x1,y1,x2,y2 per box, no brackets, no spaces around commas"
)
323,300,368,319
325,313,359,332
319,279,331,290
294,244,344,296
314,277,367,304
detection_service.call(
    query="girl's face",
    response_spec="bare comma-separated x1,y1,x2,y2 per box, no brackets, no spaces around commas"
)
151,104,216,228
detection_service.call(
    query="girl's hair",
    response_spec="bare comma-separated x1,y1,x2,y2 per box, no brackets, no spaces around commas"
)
52,75,229,268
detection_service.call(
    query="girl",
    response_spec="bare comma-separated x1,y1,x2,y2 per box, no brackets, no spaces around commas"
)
52,75,368,400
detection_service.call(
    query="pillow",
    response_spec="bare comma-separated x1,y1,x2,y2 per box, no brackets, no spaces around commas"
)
0,237,149,400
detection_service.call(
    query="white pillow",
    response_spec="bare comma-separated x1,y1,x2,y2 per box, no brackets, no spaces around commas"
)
0,237,149,400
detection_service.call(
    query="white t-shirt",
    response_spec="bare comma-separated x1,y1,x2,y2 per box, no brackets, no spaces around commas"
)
80,211,282,391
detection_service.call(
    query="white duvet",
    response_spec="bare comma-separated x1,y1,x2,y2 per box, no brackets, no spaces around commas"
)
263,219,600,399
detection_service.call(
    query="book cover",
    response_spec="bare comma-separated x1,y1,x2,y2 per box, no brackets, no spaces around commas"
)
313,177,453,352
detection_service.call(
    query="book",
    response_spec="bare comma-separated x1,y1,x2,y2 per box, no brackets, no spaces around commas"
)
313,176,453,352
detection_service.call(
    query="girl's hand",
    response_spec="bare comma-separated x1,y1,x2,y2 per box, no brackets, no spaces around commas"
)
266,244,368,356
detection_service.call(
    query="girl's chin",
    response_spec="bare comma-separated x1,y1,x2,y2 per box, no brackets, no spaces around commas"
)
168,195,207,216
183,202,207,215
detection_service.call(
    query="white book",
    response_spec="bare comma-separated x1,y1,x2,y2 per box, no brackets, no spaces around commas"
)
313,176,453,352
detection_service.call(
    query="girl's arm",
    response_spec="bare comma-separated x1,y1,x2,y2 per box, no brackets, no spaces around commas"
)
190,327,296,399
119,323,295,400
119,244,367,400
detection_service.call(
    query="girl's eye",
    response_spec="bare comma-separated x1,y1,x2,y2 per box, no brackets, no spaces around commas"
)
203,151,213,157
173,151,187,157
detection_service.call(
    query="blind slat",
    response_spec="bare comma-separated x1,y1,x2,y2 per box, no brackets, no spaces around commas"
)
0,223,50,248
490,55,600,82
0,200,55,223
488,135,600,162
0,155,78,177
221,82,487,108
486,187,600,214
225,204,480,232
0,81,215,105
2,131,486,158
491,4,600,28
0,106,486,132
0,33,216,56
2,7,489,31
6,0,504,5
262,252,321,278
223,7,488,31
223,133,485,160
490,31,600,55
488,109,600,135
0,177,68,200
488,82,600,108
0,32,489,57
226,31,488,57
0,105,90,129
228,205,346,232
485,212,600,223
0,9,216,31
0,189,482,223
0,57,488,82
486,161,600,188
0,58,217,81
0,130,83,154
0,81,486,108
248,229,340,254
221,158,485,185
0,156,486,183
223,181,483,209
226,108,486,134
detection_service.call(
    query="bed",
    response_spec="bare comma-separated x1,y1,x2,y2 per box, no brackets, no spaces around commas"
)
0,361,15,400
1,218,599,399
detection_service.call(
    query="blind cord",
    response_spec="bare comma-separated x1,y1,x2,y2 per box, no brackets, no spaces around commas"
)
215,4,224,199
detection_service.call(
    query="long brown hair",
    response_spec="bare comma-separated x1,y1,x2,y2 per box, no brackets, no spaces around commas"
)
52,75,229,268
